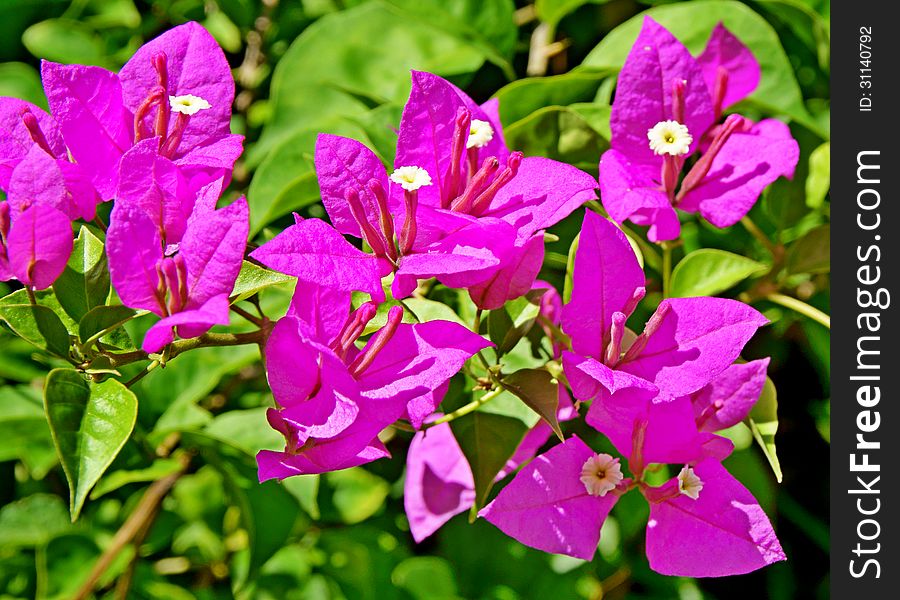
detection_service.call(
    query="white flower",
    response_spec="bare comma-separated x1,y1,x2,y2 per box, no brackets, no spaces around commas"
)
466,119,494,149
677,465,704,500
580,453,624,497
647,120,693,156
390,166,432,191
169,94,211,116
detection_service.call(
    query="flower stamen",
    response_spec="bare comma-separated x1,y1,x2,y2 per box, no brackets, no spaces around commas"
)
580,453,624,497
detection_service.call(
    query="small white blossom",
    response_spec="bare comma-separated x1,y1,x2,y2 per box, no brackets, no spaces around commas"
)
647,120,693,156
677,465,704,500
466,119,494,149
390,166,432,191
580,453,624,497
169,94,211,115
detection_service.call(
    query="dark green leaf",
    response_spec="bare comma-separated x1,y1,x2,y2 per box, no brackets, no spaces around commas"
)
670,249,768,297
0,291,72,357
78,304,136,344
745,376,782,482
501,368,563,441
0,62,46,108
450,412,527,507
535,0,611,27
53,226,110,322
44,369,138,519
786,224,829,275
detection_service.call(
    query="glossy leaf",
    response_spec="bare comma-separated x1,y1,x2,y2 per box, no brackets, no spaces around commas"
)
43,369,138,519
450,412,527,507
501,368,563,441
0,290,72,357
805,142,830,209
230,260,295,303
745,375,782,482
53,226,109,322
670,249,768,298
78,304,136,344
786,224,829,275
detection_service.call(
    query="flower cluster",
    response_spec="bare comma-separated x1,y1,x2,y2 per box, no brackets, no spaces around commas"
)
599,18,799,241
0,15,794,581
0,22,248,351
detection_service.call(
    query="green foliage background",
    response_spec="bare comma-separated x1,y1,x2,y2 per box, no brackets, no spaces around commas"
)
0,0,830,598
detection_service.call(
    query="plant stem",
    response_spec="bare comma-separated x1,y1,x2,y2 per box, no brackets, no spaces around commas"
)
26,286,37,306
106,330,267,368
765,293,831,329
426,387,504,428
230,303,263,327
125,360,160,388
740,216,777,255
72,455,190,600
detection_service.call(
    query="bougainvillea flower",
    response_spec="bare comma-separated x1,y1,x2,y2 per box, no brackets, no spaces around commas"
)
0,200,73,290
106,181,248,353
256,70,596,309
480,427,785,576
561,210,768,414
598,18,798,241
691,358,769,432
257,284,490,481
404,389,576,543
40,21,242,201
0,98,101,220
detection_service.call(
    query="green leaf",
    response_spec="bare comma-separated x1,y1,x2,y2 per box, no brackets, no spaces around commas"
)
379,0,517,79
504,104,610,171
563,233,580,303
230,261,295,302
392,557,459,600
669,249,768,298
535,0,611,27
0,385,56,477
250,1,484,166
0,494,72,549
581,0,824,138
53,226,110,322
43,369,138,520
283,475,321,520
204,407,283,455
403,297,466,325
786,224,829,275
0,290,72,357
450,412,527,507
501,368,563,441
90,458,183,500
327,468,390,524
487,298,540,357
22,19,110,68
78,304,136,344
0,62,46,108
494,71,612,126
805,142,830,209
745,376,782,482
